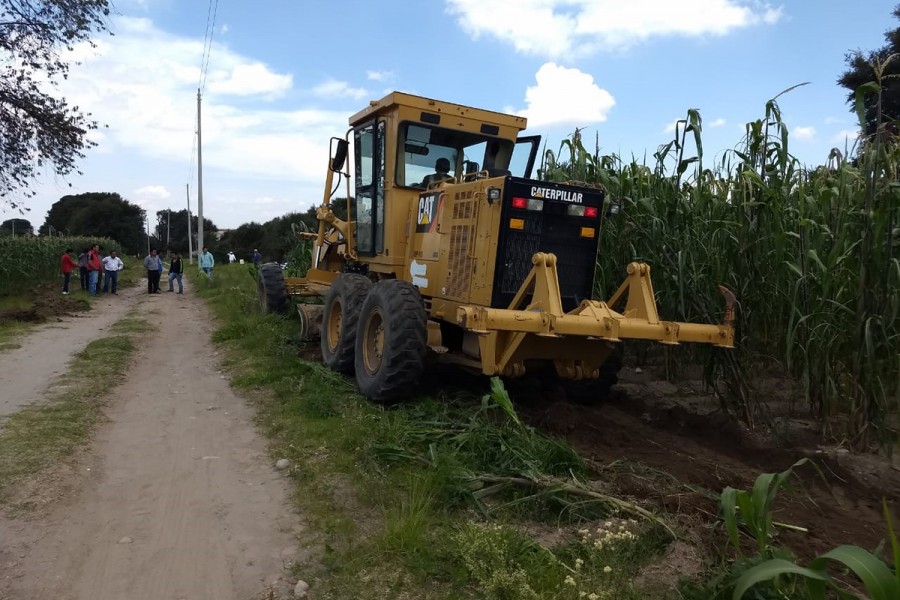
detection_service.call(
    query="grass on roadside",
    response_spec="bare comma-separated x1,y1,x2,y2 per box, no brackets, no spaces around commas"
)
0,315,152,509
191,265,675,600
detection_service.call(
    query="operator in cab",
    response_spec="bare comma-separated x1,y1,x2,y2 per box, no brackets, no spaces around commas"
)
421,157,454,187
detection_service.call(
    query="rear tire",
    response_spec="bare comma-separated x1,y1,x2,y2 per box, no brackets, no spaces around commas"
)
321,274,372,373
354,280,427,404
257,263,289,314
563,349,624,404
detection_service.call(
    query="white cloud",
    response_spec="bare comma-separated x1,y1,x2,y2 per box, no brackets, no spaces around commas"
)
709,117,727,127
510,63,615,128
133,185,171,200
447,0,783,58
663,120,679,134
313,79,369,100
206,62,293,97
54,16,348,184
824,116,844,125
832,129,861,144
131,185,173,217
792,126,816,141
220,24,230,34
366,70,394,82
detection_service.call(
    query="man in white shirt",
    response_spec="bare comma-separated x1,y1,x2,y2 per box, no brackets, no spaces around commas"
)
102,251,125,295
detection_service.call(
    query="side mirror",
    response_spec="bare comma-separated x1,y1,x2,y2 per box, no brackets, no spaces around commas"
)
464,160,479,174
331,138,349,172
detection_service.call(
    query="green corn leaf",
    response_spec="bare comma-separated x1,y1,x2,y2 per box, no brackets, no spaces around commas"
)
810,545,899,600
732,558,830,600
884,500,900,590
854,82,881,132
721,487,740,551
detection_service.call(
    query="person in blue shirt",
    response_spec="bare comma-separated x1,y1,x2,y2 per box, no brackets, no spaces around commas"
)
252,249,261,267
199,247,215,278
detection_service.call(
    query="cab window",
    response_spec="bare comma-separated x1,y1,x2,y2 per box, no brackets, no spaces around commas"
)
355,121,384,255
396,123,514,188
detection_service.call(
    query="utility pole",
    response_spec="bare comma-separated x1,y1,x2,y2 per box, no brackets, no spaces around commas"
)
186,184,194,265
196,88,205,255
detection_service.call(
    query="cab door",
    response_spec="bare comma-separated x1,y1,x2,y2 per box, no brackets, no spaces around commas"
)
509,135,540,178
354,120,386,255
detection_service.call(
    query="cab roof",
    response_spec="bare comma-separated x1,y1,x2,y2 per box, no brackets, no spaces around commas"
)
349,91,528,132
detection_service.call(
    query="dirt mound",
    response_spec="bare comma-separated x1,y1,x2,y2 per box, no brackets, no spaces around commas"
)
0,285,90,324
516,376,898,559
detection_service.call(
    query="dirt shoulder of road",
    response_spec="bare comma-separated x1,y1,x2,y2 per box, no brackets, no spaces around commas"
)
0,279,304,600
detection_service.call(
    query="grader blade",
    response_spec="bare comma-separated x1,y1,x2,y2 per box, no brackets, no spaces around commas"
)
456,253,734,378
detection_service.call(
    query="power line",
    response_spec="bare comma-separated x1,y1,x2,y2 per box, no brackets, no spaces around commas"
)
199,0,220,94
188,0,218,187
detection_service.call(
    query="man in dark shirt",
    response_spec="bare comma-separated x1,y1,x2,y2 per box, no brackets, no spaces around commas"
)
167,252,185,294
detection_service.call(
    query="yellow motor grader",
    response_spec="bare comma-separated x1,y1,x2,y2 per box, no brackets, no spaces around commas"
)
257,92,735,403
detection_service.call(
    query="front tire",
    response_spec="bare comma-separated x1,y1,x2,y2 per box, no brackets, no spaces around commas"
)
258,263,289,314
321,274,372,373
354,280,427,404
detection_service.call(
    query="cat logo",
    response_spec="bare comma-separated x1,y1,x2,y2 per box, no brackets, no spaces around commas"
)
418,198,433,226
415,192,443,233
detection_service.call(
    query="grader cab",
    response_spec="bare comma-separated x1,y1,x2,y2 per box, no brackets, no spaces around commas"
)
257,92,735,403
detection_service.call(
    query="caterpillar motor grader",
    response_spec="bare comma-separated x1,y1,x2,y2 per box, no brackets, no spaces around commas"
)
257,92,735,403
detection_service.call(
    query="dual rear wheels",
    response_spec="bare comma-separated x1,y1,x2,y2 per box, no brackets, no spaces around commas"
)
321,276,427,404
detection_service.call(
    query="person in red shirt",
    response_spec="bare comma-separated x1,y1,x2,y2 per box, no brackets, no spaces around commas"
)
60,248,79,295
85,244,102,296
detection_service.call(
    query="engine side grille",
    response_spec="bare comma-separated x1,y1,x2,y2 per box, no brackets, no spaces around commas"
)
445,197,476,300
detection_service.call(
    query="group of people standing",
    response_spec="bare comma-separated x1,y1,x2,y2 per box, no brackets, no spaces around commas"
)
60,246,124,296
142,246,214,294
61,246,221,297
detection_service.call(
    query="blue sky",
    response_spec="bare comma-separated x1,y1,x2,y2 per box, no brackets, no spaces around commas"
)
4,0,892,230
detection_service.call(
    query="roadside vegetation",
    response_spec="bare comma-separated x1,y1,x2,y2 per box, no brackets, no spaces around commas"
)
193,266,682,599
194,265,898,599
0,316,152,512
0,236,140,346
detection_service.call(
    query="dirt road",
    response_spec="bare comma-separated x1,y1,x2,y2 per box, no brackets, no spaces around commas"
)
0,282,301,599
0,286,143,420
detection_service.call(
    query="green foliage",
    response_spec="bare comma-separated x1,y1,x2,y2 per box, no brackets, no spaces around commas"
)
542,97,899,446
0,0,111,206
837,4,900,136
153,209,216,255
720,459,807,556
0,218,33,235
39,193,145,253
693,470,900,600
0,235,121,289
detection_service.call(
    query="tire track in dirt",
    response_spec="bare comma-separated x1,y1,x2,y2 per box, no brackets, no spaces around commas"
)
0,281,302,600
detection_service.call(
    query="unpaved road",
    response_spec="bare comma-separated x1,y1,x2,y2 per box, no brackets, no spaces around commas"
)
0,285,143,420
0,281,301,599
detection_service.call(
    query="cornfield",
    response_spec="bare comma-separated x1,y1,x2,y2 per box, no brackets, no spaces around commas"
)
0,236,122,291
542,93,899,447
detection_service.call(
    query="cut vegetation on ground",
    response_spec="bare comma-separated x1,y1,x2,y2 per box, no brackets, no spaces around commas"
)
192,265,898,600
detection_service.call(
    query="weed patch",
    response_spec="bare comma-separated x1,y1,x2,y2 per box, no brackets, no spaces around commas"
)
0,315,150,509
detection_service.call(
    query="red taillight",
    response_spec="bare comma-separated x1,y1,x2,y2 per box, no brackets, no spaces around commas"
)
511,197,527,209
585,206,598,218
